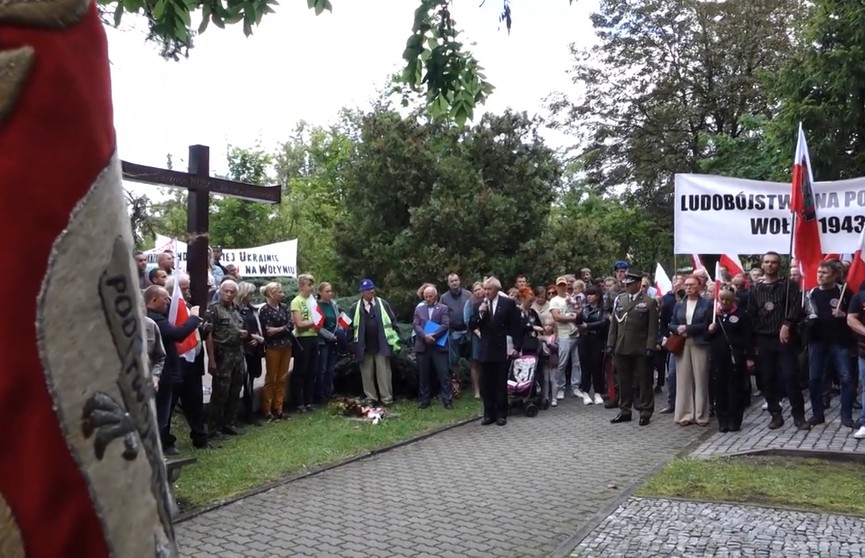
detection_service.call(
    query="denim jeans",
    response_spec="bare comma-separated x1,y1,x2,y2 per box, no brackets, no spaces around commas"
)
809,341,853,422
316,342,338,402
859,357,865,426
556,335,582,390
666,353,677,408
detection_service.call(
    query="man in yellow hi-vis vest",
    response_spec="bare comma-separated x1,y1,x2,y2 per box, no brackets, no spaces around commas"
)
348,279,401,405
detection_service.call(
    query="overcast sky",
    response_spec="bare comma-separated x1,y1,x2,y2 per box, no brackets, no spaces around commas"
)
109,0,598,182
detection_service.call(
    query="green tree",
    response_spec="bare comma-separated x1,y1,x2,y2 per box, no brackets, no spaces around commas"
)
334,108,561,317
272,121,354,282
772,1,865,180
209,145,279,247
125,190,159,249
548,0,803,259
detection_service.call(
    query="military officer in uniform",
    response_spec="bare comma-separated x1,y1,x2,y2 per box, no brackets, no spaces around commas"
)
602,260,632,409
205,280,249,436
607,271,659,426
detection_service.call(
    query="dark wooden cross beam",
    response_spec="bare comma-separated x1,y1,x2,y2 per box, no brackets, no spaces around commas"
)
122,144,281,309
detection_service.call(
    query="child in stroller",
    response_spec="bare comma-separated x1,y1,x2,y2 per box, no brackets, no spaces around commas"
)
509,287,551,417
507,354,545,416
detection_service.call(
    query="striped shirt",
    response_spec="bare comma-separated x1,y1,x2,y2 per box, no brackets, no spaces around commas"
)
747,279,802,336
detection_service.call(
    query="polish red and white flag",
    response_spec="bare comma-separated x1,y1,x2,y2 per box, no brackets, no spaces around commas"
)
791,123,823,290
168,277,200,362
719,254,744,278
846,228,865,293
337,311,352,329
307,297,326,331
691,254,703,270
654,262,673,295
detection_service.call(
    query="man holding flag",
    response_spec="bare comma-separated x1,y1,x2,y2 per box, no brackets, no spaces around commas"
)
144,284,202,455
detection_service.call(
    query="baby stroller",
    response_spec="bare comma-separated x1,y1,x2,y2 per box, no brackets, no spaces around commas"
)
507,355,543,417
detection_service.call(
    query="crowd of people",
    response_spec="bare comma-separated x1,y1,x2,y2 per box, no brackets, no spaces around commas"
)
134,246,865,455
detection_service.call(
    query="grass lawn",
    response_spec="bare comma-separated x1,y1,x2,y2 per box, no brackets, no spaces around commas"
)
639,455,865,516
171,396,480,511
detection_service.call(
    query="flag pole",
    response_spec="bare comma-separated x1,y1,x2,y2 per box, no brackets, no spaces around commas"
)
785,194,798,320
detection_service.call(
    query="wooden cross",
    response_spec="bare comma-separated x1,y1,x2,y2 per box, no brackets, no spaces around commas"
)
122,144,281,309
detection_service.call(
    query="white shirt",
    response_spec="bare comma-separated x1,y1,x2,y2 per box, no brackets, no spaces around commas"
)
549,295,576,337
686,298,698,325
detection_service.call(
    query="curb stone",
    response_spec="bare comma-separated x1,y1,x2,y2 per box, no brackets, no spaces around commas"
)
174,413,480,523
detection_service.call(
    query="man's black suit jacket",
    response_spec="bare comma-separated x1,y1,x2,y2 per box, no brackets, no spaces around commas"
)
147,309,202,384
469,294,521,363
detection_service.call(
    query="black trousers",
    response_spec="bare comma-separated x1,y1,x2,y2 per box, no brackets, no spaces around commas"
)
418,350,452,405
480,360,509,420
755,335,806,419
711,351,750,428
578,334,605,394
614,353,654,418
165,353,208,447
242,353,262,420
290,337,319,409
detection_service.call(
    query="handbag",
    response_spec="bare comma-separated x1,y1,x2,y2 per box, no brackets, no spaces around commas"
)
662,333,685,355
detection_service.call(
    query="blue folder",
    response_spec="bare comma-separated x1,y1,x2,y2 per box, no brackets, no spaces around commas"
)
423,321,448,347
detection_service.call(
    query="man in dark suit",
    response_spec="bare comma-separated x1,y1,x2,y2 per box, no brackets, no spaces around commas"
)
144,285,202,454
607,271,659,426
413,286,452,409
469,276,521,426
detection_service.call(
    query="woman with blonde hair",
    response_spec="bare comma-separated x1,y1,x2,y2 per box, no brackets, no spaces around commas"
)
316,281,341,402
462,281,485,398
258,281,293,420
290,274,320,412
235,282,265,425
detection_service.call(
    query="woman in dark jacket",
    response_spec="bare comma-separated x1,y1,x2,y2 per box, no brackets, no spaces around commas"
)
517,287,543,356
236,282,265,425
707,286,754,432
578,286,607,404
668,275,713,426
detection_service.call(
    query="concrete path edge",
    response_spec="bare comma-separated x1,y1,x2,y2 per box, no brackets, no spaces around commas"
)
174,414,481,523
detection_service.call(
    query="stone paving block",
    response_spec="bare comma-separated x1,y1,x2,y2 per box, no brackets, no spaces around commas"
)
572,498,865,557
176,393,705,557
694,397,864,458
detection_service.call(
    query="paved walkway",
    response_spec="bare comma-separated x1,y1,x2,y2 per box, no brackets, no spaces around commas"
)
568,395,865,557
693,397,865,459
571,497,865,557
176,394,705,557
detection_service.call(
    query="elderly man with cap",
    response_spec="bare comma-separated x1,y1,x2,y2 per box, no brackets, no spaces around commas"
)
607,270,659,426
347,279,401,406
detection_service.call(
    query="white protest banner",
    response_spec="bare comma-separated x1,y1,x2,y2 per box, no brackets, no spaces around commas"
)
146,234,298,277
674,174,865,254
